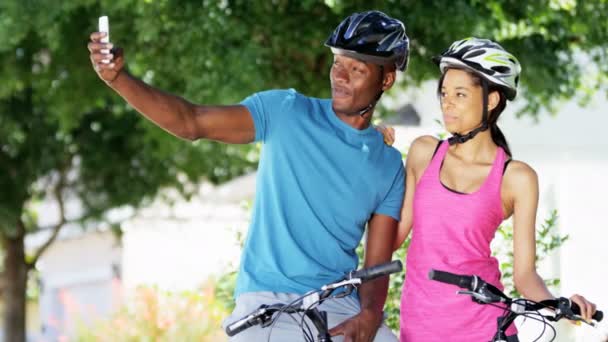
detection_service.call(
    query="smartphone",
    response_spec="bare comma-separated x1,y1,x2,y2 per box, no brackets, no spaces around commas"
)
99,16,110,43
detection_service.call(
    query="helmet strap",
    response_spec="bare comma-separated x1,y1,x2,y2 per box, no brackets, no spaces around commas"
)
356,90,383,117
356,65,385,117
448,123,489,145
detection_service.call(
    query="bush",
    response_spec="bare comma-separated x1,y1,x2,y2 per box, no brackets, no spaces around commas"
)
493,209,567,298
76,281,228,342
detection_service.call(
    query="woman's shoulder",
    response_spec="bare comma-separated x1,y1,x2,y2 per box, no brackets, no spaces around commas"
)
407,135,441,168
409,135,440,156
504,159,538,188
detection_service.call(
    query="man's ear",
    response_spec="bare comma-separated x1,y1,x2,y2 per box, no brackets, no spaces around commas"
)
382,69,396,91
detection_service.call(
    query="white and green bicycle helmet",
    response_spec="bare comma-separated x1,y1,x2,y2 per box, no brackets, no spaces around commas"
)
434,37,521,100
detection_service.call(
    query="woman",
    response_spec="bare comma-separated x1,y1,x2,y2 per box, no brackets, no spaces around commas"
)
382,38,597,341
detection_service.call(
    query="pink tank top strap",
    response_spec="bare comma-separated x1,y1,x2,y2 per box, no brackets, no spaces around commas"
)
425,140,449,176
482,145,508,195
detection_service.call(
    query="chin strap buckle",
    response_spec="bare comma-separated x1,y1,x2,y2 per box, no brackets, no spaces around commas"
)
448,123,490,145
448,134,467,145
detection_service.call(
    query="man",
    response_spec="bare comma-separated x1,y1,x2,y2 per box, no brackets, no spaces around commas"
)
88,10,408,342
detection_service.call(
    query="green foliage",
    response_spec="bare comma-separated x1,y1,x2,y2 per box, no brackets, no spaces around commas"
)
383,238,410,332
132,1,607,117
214,270,238,314
355,236,409,333
75,283,228,342
0,1,262,236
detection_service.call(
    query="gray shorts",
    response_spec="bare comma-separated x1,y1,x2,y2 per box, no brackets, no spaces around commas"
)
222,291,398,342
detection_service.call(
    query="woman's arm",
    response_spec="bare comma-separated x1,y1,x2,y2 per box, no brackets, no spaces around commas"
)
507,161,553,301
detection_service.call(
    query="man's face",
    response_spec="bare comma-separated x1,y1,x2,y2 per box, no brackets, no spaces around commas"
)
330,55,384,115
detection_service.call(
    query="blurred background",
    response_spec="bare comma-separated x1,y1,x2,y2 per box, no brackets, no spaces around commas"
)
1,0,607,341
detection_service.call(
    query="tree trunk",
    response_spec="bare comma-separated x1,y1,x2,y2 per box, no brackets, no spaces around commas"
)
2,232,28,342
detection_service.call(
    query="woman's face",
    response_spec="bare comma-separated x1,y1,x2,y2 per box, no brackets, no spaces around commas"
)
439,68,484,134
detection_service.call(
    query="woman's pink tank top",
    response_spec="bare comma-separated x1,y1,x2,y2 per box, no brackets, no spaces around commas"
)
400,140,517,341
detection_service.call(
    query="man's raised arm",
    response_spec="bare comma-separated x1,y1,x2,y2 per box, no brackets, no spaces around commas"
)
88,31,255,143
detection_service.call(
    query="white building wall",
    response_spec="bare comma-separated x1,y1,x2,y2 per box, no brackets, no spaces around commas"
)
36,231,122,340
118,175,254,292
120,189,251,292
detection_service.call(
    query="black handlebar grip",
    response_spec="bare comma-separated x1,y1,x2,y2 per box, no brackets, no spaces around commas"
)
571,301,604,322
428,269,475,290
595,310,604,322
349,260,403,282
225,315,256,337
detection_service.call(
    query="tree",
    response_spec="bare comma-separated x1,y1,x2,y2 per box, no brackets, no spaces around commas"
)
1,1,607,340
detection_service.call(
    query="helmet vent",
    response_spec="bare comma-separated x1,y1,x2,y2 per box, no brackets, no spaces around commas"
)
465,49,485,58
491,66,510,73
325,10,410,71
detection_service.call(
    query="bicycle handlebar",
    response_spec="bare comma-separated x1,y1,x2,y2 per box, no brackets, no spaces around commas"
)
538,297,604,322
428,269,510,304
574,302,603,322
428,269,476,290
225,309,261,337
347,260,403,282
226,260,403,338
428,268,603,323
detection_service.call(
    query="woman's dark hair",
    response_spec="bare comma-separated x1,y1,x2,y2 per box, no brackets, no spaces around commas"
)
437,66,512,157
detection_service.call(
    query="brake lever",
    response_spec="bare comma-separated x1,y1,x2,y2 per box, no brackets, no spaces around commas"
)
553,298,597,327
322,278,362,291
457,290,506,304
334,284,355,299
544,311,597,327
572,315,597,327
255,306,277,328
318,279,359,302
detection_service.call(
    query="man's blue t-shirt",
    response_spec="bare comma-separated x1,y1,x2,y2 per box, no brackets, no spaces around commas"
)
235,89,405,297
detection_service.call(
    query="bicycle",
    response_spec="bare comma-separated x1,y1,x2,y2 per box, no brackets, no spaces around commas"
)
225,260,403,342
428,269,604,342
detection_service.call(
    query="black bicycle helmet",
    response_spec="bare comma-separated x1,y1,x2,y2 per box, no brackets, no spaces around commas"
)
325,10,410,71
